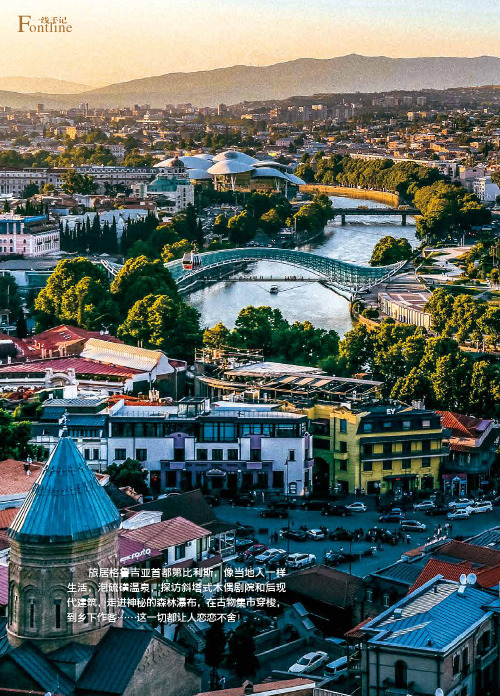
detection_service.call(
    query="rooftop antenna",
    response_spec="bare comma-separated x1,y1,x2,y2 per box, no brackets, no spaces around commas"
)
466,573,477,585
61,412,68,437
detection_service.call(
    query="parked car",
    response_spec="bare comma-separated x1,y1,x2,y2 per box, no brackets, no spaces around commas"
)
286,552,316,570
448,498,473,510
288,651,329,674
346,502,367,512
232,494,255,507
400,519,427,532
467,501,493,514
203,494,220,507
260,508,289,519
243,544,267,558
302,498,331,511
413,500,435,511
365,528,398,545
280,528,308,542
425,506,449,517
447,509,470,520
324,656,349,681
254,548,286,564
307,529,327,541
235,538,256,552
322,504,352,517
379,511,405,523
267,551,289,569
329,527,355,541
324,550,345,567
235,523,255,537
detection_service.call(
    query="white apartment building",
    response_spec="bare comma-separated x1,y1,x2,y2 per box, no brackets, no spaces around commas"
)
472,176,500,202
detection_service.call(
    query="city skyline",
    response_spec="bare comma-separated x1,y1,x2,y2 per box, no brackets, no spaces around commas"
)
1,0,500,87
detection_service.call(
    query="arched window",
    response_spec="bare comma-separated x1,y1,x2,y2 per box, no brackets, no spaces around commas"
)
395,660,408,688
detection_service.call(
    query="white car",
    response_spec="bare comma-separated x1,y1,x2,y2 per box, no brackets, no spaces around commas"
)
254,548,285,564
286,552,316,569
400,519,427,532
307,529,326,541
447,508,470,520
448,498,473,510
467,501,493,514
288,651,329,674
347,502,367,512
413,500,435,511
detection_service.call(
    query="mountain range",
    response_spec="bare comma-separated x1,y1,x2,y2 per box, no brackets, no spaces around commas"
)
0,77,88,95
2,55,500,109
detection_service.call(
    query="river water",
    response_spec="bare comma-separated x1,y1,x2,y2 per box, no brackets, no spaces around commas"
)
188,195,417,336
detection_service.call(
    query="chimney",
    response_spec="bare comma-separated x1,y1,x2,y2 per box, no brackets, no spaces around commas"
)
243,682,254,695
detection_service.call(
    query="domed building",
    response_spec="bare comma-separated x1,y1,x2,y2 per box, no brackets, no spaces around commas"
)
0,433,201,695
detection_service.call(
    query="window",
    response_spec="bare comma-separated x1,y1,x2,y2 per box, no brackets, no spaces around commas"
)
55,599,61,629
212,449,223,461
422,419,431,429
175,544,186,560
394,661,407,688
197,449,208,461
338,460,347,472
383,421,392,429
92,448,99,460
363,443,373,456
402,420,411,431
422,458,431,468
383,460,392,471
402,441,412,454
363,422,373,433
366,589,373,602
29,599,35,629
339,419,347,433
273,471,284,488
114,448,126,461
288,450,296,461
453,653,460,675
363,462,372,472
135,449,147,462
462,647,469,675
402,461,411,469
250,448,261,462
227,449,239,461
422,440,431,453
84,448,90,460
383,593,390,608
83,596,89,624
383,442,392,455
339,441,348,453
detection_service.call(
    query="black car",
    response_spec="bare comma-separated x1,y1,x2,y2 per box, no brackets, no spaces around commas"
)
322,504,352,517
379,511,405,523
425,506,449,516
302,498,331,511
232,494,255,507
204,494,220,507
365,528,398,545
280,528,308,542
267,551,288,569
235,523,255,537
324,551,345,567
329,527,355,541
260,508,289,519
268,496,298,510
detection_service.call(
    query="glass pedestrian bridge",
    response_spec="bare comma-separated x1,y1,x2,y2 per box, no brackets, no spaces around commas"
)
164,247,406,294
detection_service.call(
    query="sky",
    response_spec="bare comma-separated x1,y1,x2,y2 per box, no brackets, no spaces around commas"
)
2,0,500,87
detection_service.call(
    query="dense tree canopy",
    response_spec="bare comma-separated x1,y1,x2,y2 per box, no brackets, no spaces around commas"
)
370,235,413,266
110,256,179,312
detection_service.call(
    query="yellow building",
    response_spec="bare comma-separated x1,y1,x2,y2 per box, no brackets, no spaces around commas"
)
304,403,446,498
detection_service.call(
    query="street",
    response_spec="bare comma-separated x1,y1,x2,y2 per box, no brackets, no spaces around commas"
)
218,498,500,576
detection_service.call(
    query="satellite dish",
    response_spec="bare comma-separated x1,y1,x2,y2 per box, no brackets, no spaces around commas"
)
467,573,477,585
435,689,444,696
459,573,467,585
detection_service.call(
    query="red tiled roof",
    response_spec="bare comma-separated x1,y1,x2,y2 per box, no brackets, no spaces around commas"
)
345,616,373,638
474,563,500,589
408,559,475,594
118,534,163,567
438,540,500,567
0,459,43,496
284,565,364,608
196,678,315,696
121,516,209,551
0,356,141,378
436,410,491,438
0,507,19,529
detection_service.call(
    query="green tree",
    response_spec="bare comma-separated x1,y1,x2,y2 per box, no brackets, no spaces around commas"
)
0,273,21,318
233,306,287,355
227,622,259,680
106,458,150,495
370,236,412,266
0,410,42,460
16,310,27,339
21,182,39,198
110,256,179,313
227,210,257,245
61,171,98,195
203,322,231,349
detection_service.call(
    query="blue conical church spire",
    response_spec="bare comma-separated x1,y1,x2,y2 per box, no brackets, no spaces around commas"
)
9,436,121,543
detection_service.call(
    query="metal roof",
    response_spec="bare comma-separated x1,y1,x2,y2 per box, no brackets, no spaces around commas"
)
6,642,75,693
8,434,121,544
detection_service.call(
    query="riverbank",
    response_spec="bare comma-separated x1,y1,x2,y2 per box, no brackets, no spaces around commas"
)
300,184,400,208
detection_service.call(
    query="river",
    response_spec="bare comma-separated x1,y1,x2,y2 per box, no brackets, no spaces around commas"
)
188,195,417,337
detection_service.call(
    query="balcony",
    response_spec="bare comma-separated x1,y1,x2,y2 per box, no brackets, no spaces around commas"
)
361,448,448,461
476,644,498,670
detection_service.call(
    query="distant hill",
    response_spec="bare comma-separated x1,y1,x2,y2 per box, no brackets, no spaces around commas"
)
2,55,500,109
0,76,88,95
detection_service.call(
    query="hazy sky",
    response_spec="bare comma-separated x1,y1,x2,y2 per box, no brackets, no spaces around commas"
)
2,0,500,86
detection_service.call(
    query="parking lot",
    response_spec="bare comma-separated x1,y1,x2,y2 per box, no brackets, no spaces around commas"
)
218,498,500,576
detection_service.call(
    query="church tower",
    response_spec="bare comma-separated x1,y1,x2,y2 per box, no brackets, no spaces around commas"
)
7,433,122,652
